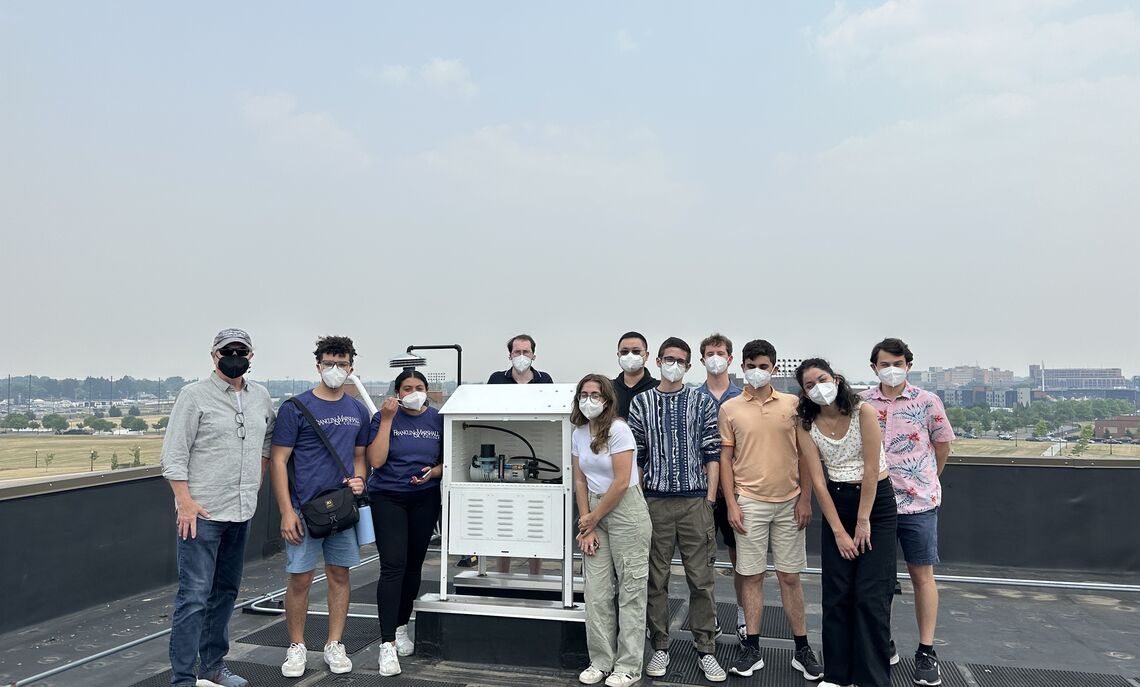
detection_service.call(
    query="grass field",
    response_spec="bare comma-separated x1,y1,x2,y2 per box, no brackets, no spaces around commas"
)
952,438,1140,458
0,434,166,480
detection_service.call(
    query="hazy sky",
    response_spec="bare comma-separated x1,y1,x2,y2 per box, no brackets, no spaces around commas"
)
2,1,1138,385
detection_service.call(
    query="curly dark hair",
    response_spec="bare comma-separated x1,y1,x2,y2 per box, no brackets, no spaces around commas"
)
794,357,859,431
314,335,357,363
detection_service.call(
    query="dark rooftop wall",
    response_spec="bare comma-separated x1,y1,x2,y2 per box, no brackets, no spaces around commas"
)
0,475,283,634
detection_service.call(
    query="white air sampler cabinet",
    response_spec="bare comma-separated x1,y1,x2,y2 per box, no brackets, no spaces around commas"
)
436,383,577,607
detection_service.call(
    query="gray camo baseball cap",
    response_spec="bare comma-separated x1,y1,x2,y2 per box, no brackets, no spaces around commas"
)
212,328,253,352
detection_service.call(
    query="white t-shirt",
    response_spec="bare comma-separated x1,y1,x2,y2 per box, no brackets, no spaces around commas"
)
572,420,638,494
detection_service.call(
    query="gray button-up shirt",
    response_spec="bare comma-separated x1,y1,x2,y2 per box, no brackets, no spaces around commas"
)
160,373,276,522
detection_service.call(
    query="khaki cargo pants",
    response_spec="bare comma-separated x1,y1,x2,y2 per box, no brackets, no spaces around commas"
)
646,495,717,654
584,486,652,676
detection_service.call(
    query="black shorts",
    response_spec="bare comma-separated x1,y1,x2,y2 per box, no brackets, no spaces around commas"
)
714,494,736,549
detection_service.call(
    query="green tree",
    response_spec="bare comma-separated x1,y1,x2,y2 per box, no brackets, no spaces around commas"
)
1071,424,1094,456
44,453,54,468
131,446,142,467
153,416,169,431
40,414,70,433
128,405,140,416
108,405,123,417
24,410,36,421
120,415,148,432
83,417,114,432
1103,427,1112,439
1,415,29,430
111,452,119,469
26,420,40,430
1033,420,1050,437
93,409,105,418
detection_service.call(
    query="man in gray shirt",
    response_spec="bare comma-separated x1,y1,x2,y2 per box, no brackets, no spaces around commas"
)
161,328,275,687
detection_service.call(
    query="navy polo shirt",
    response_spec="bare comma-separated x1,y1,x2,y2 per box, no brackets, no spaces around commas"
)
487,368,554,384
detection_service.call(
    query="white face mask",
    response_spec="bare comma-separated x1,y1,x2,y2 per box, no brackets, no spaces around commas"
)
660,361,686,383
321,365,348,389
400,391,427,411
511,354,533,373
703,355,728,376
877,366,908,387
578,397,605,420
619,353,645,373
744,368,772,389
808,382,838,406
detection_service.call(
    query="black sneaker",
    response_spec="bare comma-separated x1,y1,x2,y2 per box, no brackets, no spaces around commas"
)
913,648,942,686
728,645,764,677
889,639,900,665
791,645,824,681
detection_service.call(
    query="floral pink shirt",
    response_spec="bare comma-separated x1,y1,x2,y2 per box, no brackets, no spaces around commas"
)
859,384,955,514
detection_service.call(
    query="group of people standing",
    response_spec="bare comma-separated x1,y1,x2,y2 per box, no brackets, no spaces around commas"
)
161,331,446,686
159,328,951,687
571,332,952,687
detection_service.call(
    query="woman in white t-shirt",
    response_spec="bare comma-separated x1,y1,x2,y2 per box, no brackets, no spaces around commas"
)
794,358,896,687
571,374,652,687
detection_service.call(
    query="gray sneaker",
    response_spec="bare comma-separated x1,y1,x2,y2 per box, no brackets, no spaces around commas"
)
196,664,249,687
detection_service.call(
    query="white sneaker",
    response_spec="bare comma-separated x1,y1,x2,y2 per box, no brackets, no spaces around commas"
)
323,640,352,674
281,642,307,678
645,650,670,677
579,665,607,684
377,641,401,676
698,653,727,682
394,625,415,656
605,672,638,687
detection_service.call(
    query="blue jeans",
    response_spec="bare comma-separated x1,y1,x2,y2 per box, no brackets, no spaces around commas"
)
169,518,249,687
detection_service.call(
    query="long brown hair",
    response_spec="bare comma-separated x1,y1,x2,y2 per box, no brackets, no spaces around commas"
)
570,374,622,454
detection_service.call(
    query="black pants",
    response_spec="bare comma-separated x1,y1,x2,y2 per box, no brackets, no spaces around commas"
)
821,478,897,687
371,486,441,642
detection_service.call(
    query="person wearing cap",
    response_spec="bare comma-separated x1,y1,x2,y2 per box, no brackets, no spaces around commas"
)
161,328,276,687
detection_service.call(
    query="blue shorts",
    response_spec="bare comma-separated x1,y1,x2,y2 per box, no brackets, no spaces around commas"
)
285,511,361,573
897,507,939,566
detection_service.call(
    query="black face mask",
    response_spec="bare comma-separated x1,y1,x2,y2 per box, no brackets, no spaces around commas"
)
218,355,250,379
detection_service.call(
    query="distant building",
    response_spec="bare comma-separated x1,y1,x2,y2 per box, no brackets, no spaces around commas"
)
1094,415,1140,437
1029,365,1128,390
923,365,1015,389
775,358,803,379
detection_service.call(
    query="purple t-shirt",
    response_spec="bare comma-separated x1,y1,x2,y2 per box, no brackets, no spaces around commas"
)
271,390,369,506
368,406,444,494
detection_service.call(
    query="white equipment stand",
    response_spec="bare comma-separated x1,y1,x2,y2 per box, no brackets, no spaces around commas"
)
412,384,587,668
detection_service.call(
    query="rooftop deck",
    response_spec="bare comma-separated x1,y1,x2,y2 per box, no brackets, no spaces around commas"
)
2,457,1139,686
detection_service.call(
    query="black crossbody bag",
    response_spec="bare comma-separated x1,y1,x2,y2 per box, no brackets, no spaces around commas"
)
287,397,364,539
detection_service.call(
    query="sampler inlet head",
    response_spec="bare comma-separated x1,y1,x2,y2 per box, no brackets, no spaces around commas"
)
480,443,496,458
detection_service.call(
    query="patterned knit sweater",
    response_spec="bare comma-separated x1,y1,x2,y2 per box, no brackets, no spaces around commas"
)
628,386,721,497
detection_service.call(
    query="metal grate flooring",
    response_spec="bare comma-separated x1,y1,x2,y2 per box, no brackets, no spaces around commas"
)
237,616,381,654
126,660,316,687
655,640,799,686
670,599,792,641
308,675,466,687
891,656,969,687
965,663,1135,687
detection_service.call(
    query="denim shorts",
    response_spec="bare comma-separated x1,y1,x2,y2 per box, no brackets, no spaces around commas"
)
285,511,361,573
896,507,939,565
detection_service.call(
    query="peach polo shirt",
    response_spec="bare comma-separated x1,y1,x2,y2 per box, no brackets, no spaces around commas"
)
718,386,801,503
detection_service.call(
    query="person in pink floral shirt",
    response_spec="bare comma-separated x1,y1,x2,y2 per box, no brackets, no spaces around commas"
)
859,337,954,687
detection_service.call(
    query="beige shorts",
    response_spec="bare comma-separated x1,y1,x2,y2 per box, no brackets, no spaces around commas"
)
734,495,807,575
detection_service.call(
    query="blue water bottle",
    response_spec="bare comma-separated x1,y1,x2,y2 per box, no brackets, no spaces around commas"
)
355,501,376,547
